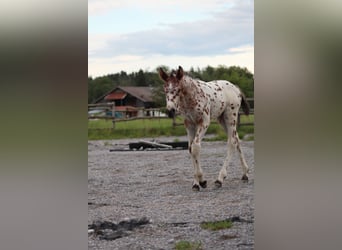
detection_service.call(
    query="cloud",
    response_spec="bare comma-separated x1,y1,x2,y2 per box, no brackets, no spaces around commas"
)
88,0,125,15
88,0,253,76
90,2,253,57
88,0,238,16
88,33,117,56
228,45,254,53
88,47,254,77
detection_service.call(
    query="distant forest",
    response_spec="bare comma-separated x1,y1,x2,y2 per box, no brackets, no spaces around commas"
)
88,65,254,107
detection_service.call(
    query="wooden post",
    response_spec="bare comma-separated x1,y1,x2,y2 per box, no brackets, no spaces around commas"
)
112,102,115,129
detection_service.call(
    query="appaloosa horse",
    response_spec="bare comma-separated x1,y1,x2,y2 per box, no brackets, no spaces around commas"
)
158,66,250,191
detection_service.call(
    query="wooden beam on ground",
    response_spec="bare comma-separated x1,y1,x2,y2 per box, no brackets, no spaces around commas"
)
138,140,173,149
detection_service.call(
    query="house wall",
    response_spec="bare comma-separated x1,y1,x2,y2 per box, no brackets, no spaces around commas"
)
136,99,145,107
114,99,124,106
124,95,145,107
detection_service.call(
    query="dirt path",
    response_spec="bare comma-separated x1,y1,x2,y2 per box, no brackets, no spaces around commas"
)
88,137,254,249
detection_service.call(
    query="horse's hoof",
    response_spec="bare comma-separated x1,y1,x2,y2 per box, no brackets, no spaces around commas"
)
192,184,200,191
199,180,207,188
241,175,249,182
214,180,222,188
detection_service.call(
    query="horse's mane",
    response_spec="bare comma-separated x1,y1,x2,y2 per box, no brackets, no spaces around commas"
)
183,72,204,83
170,68,204,84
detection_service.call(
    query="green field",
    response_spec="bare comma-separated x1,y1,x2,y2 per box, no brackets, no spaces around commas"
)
88,115,254,140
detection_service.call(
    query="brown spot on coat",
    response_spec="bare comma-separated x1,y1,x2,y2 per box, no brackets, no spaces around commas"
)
233,130,237,136
184,119,191,128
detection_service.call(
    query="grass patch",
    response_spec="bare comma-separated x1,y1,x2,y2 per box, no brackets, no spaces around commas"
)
200,219,233,231
175,240,202,250
203,124,254,142
88,115,254,140
244,134,254,141
88,117,186,140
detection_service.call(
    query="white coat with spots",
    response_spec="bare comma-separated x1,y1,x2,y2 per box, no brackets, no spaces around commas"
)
159,66,250,190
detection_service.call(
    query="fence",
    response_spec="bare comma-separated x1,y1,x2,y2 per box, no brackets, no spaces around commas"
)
238,97,254,127
88,98,254,128
88,103,166,119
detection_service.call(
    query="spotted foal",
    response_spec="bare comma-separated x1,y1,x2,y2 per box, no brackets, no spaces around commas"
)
158,66,250,191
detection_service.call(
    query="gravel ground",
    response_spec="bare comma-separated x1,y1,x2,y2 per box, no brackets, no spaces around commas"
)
88,136,254,250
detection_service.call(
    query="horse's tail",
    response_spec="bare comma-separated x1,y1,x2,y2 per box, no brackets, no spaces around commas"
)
240,91,250,116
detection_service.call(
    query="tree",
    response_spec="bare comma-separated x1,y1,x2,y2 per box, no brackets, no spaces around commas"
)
151,83,166,108
135,69,147,86
88,76,115,103
87,65,254,104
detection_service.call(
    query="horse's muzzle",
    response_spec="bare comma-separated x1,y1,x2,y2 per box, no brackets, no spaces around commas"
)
167,108,176,118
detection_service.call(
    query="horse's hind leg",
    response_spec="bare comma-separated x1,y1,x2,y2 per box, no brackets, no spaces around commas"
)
215,139,235,187
216,113,230,186
215,108,249,187
226,110,249,182
215,111,233,187
236,136,249,181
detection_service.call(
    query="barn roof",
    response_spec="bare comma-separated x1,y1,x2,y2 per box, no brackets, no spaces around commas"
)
95,86,154,103
118,86,153,102
104,92,127,100
95,86,153,103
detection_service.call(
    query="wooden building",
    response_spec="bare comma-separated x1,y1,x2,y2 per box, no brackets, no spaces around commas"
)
94,86,155,118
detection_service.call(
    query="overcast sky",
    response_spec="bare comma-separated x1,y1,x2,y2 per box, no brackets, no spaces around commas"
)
88,0,254,77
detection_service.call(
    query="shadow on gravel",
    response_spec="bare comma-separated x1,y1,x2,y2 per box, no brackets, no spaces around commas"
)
88,216,253,241
88,217,150,241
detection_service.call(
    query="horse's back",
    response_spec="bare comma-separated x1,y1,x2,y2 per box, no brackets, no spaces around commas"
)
198,80,241,119
206,80,241,101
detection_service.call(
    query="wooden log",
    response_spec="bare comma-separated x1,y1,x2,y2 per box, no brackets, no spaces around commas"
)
138,140,173,149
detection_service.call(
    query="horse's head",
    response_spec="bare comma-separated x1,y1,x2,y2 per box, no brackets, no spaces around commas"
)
158,66,184,118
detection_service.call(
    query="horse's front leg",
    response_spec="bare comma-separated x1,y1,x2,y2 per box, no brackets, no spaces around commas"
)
186,121,209,191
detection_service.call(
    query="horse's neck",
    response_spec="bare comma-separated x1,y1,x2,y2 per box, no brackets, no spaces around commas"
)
178,76,200,112
181,76,199,92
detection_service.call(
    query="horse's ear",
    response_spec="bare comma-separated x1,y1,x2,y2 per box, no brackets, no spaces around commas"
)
158,68,168,82
176,66,184,80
